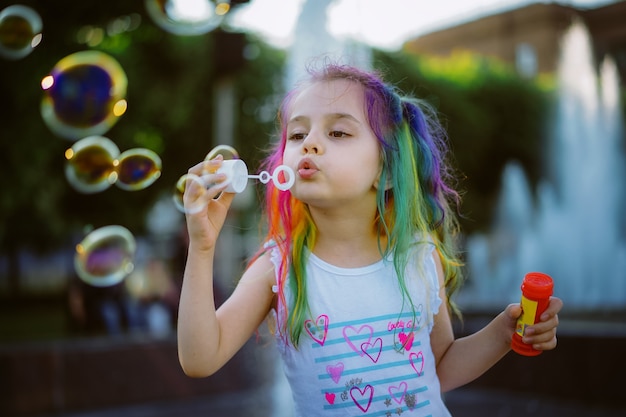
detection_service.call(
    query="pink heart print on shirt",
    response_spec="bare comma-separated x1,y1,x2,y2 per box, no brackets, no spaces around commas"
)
361,337,383,363
326,363,344,384
350,385,374,412
389,381,408,405
409,351,425,376
325,392,336,405
304,314,329,346
398,331,414,351
342,324,374,356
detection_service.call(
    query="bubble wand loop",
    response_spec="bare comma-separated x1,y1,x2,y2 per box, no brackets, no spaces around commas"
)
214,159,295,193
247,165,295,191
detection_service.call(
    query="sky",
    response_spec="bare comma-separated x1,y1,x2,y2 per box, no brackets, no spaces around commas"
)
229,0,618,50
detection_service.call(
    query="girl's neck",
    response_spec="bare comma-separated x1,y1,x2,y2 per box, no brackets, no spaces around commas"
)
307,207,385,268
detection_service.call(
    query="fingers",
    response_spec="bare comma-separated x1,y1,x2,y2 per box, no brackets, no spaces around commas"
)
522,296,563,351
541,296,564,321
183,173,226,208
192,155,228,194
523,326,558,351
217,187,236,208
183,155,229,212
505,303,523,320
187,154,224,176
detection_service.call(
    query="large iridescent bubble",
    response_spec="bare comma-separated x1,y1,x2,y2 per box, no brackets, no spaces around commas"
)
74,225,136,287
41,51,128,140
145,0,230,36
0,5,42,60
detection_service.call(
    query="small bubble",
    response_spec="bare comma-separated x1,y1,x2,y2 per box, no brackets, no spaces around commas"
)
0,5,42,60
115,148,162,191
204,144,239,162
172,173,207,214
65,136,120,194
74,225,136,287
145,0,225,36
65,136,161,193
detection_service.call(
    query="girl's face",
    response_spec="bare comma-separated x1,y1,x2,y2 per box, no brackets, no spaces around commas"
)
282,79,383,210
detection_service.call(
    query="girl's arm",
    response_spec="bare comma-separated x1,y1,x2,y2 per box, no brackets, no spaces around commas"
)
176,158,275,377
429,251,563,392
177,247,275,377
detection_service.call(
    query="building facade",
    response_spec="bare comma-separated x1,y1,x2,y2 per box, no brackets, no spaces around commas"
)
403,1,626,81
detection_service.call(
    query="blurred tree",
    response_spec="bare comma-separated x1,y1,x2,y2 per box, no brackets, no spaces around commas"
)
373,50,552,236
0,0,283,296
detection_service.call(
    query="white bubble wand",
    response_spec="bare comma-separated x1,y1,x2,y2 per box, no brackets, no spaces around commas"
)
215,159,295,193
174,159,295,214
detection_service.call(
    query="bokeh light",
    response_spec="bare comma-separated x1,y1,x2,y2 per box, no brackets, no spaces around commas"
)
40,50,128,140
74,225,136,287
145,0,227,36
0,4,43,60
115,148,162,191
65,136,120,194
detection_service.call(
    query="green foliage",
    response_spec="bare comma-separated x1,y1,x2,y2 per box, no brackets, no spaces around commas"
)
0,2,284,290
373,50,553,235
233,41,286,166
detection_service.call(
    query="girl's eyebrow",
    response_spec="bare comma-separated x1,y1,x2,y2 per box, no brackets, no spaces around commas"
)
287,112,361,125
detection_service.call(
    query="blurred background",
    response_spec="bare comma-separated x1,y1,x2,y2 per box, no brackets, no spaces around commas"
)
0,0,625,416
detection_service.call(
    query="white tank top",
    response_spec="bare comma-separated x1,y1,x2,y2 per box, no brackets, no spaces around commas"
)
268,243,452,417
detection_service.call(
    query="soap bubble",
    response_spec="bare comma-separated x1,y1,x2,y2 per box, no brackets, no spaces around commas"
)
204,143,239,164
145,0,229,36
172,173,207,214
65,136,162,194
65,136,120,194
0,5,43,60
74,225,136,287
41,51,128,140
116,148,162,191
172,144,239,214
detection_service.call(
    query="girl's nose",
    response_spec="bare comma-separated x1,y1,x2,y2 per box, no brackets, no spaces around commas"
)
302,131,322,154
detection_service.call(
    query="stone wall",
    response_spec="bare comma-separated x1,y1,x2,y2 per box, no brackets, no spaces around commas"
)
0,335,275,416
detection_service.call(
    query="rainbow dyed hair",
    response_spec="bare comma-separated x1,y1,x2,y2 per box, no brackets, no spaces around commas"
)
253,63,463,346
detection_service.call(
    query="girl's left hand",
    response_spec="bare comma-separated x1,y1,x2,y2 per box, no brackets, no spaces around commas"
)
521,296,563,351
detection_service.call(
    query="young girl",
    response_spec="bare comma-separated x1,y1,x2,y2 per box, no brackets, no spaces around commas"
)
177,63,562,416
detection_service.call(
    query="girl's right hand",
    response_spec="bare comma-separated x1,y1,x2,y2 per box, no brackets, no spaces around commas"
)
183,155,236,252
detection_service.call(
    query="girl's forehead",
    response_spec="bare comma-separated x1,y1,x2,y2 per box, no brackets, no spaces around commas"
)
290,79,366,115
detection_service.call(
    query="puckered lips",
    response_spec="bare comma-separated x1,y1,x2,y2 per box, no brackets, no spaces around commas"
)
297,157,319,179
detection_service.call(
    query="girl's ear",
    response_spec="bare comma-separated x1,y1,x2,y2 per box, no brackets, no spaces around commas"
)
374,168,393,191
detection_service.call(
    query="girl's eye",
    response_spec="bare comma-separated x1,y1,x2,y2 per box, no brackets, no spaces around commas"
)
329,131,349,138
289,132,307,141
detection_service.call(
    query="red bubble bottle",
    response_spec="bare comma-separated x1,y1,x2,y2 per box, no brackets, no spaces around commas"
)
511,272,554,356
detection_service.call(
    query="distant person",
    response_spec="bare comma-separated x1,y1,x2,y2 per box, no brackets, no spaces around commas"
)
177,62,563,416
67,275,128,336
141,257,177,336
